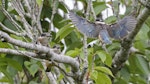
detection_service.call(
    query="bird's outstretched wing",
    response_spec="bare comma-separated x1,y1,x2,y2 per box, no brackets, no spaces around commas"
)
107,16,137,39
69,12,112,44
69,12,100,38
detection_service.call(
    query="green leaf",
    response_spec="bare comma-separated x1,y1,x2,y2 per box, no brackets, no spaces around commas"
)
128,54,150,75
11,34,25,41
30,64,39,76
7,65,17,77
147,30,150,39
36,0,42,6
95,66,114,77
55,24,74,41
3,19,16,31
0,62,7,66
0,58,22,71
105,52,112,67
130,74,146,84
105,16,117,24
0,76,10,83
57,73,64,83
0,67,13,84
66,48,80,57
29,81,39,84
24,61,31,66
145,17,150,28
96,51,112,66
58,2,68,13
114,78,128,84
0,0,1,7
136,56,150,75
0,10,5,22
96,51,106,63
66,41,82,51
119,67,130,82
11,55,24,66
96,72,112,84
6,58,22,71
53,13,63,28
93,2,107,15
90,70,98,81
24,61,40,76
88,48,95,70
134,23,149,51
107,42,120,51
125,5,132,15
64,30,83,51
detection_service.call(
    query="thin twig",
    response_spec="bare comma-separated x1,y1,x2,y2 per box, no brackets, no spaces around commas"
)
17,0,26,14
23,0,31,13
110,0,115,15
80,0,92,83
1,8,22,31
53,62,74,77
0,22,26,36
90,2,96,20
0,47,76,78
73,0,78,10
116,2,120,19
46,72,57,84
36,0,43,34
60,1,70,11
0,30,80,73
49,0,58,33
138,0,150,9
53,67,66,84
0,48,37,57
11,1,33,40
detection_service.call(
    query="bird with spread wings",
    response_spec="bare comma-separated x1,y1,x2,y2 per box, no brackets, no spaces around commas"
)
69,12,137,44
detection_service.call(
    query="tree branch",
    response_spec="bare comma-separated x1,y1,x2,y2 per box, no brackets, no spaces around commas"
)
49,0,58,33
79,0,92,84
11,1,33,40
0,31,79,73
139,0,150,9
1,8,23,32
0,22,26,36
111,7,150,77
46,72,57,84
0,48,37,57
23,0,31,13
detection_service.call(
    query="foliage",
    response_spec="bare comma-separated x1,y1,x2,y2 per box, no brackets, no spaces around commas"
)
0,0,149,84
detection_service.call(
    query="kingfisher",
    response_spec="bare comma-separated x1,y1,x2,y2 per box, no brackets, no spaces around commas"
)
69,12,137,44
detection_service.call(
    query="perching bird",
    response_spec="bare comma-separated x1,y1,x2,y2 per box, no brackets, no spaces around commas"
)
52,44,61,54
36,33,51,47
69,12,137,44
36,33,51,57
34,33,51,83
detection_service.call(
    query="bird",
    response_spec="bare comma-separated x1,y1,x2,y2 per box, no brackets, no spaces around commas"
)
36,33,51,57
36,33,51,47
69,12,137,44
52,44,61,54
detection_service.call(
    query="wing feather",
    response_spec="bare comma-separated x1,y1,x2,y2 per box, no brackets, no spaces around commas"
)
107,16,137,39
69,12,100,38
